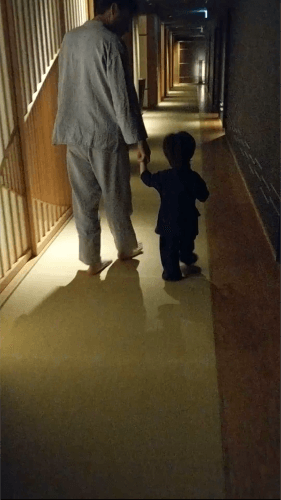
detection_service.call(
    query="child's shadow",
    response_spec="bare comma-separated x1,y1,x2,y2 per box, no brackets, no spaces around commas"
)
159,272,214,339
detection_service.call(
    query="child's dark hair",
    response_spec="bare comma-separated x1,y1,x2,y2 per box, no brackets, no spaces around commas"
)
163,131,196,167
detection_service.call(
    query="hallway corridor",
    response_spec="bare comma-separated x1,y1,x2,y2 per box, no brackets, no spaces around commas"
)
1,86,279,499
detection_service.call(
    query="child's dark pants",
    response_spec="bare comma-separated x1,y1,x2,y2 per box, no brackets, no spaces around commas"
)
159,232,196,280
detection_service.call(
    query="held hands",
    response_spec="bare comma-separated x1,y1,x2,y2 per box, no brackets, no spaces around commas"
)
137,140,151,165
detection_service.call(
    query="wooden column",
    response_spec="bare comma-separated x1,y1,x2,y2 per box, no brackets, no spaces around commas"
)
147,15,158,108
87,0,95,19
160,23,165,100
163,26,167,97
138,15,148,108
165,27,170,96
157,18,161,103
170,33,174,90
174,41,179,86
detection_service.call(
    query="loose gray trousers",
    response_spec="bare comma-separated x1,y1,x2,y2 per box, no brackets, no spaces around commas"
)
67,143,138,265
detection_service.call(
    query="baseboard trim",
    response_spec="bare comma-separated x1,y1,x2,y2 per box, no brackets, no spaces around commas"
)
0,213,73,308
225,137,277,260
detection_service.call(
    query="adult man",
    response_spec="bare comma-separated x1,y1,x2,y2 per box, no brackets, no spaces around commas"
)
53,0,150,275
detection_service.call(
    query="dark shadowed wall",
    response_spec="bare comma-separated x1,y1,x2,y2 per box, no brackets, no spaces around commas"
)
224,0,280,251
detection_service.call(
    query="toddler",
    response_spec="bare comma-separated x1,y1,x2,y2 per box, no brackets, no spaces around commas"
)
140,131,209,281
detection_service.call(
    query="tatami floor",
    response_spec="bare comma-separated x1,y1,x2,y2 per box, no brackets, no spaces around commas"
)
1,86,279,499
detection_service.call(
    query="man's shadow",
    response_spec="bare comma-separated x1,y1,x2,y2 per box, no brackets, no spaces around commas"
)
2,259,148,499
2,259,146,362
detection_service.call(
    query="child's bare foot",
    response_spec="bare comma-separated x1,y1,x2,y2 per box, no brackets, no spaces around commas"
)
87,260,112,276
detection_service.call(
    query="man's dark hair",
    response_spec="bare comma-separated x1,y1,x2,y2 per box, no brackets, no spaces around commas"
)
96,0,138,15
163,131,196,166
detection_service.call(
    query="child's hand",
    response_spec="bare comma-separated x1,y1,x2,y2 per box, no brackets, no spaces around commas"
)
139,160,148,175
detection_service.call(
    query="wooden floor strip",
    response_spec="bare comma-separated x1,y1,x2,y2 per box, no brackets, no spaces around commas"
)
201,123,280,499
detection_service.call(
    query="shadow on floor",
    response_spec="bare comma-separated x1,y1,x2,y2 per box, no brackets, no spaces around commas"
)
2,260,223,499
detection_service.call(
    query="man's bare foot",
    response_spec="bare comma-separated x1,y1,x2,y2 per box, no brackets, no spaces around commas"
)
118,243,143,260
87,260,112,276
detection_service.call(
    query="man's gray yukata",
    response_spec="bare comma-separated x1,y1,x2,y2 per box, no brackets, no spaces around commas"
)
52,20,147,265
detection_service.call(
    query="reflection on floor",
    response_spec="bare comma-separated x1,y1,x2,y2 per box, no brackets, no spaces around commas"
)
1,85,224,499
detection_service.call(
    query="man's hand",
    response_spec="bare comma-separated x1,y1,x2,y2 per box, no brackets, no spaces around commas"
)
137,140,151,164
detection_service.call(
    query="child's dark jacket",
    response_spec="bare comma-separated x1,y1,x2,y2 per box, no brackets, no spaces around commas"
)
141,166,209,236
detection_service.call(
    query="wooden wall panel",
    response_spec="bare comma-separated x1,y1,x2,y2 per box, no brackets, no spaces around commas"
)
0,131,30,280
0,0,91,291
24,59,72,209
0,0,32,287
64,0,87,33
10,0,64,117
0,1,15,165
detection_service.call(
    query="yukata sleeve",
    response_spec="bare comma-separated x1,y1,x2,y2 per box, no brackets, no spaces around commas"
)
141,171,162,192
107,43,147,145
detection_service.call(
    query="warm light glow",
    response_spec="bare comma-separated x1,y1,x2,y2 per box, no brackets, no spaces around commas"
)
158,101,197,107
